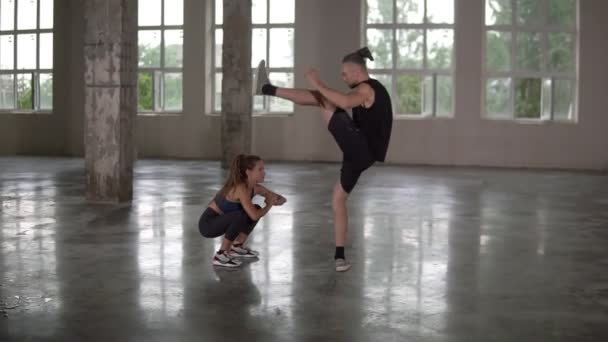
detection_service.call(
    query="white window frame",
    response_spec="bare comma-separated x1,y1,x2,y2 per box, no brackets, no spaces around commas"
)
211,0,295,116
482,0,578,121
363,0,455,118
137,0,184,115
0,0,53,113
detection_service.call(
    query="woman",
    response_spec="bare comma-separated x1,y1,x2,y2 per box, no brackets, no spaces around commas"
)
199,154,286,267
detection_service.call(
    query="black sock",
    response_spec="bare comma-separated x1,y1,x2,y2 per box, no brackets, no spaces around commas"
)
217,249,225,255
233,243,242,247
334,246,345,260
262,84,277,96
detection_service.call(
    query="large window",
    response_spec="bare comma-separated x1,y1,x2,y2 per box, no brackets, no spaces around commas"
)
484,0,577,120
213,0,295,114
0,0,53,112
364,0,454,117
137,0,184,113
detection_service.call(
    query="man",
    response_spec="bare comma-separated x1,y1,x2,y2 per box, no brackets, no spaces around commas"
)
255,47,393,272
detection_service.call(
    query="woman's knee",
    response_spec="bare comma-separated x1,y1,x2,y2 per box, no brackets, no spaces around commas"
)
332,182,348,212
245,205,261,223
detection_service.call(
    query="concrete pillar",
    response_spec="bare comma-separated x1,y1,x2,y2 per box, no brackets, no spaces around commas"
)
83,0,137,202
221,0,252,169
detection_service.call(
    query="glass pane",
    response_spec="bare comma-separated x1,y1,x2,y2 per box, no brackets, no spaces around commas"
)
164,72,182,111
269,28,293,68
164,0,183,26
138,30,161,67
427,29,453,69
138,72,153,111
39,72,52,109
164,29,183,68
251,28,266,67
268,72,293,112
214,72,222,112
270,0,294,23
17,33,36,69
215,29,222,68
486,30,511,71
0,34,14,70
0,74,14,108
367,0,393,24
427,0,454,24
396,0,423,24
516,32,541,71
396,74,422,114
215,0,223,25
252,0,267,24
17,73,32,109
485,78,511,118
17,0,36,30
436,75,453,117
1,0,15,30
517,0,543,25
39,32,52,69
548,33,574,72
366,29,393,69
396,29,422,69
370,73,392,95
548,0,576,26
514,78,541,119
138,0,161,26
541,78,551,119
39,0,52,29
486,0,512,25
553,79,574,120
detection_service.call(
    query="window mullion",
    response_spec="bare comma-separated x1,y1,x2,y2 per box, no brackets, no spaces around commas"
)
510,0,516,119
265,0,271,111
392,0,397,100
34,72,40,110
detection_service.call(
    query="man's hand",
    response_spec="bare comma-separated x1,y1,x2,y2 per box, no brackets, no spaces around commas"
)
304,68,321,88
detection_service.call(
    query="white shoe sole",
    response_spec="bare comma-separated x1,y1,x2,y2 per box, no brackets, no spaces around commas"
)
229,252,259,258
254,60,268,95
335,260,352,272
212,258,241,267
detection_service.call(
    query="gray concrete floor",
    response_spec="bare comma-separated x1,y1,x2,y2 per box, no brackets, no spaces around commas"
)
1,157,607,341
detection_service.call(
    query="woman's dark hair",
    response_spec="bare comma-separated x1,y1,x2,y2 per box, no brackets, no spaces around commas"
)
220,154,262,195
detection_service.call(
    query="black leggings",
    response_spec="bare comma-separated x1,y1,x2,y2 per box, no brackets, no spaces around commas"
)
328,110,375,193
198,205,260,241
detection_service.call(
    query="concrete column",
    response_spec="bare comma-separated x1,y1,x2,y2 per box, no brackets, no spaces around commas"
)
83,0,137,202
221,0,252,169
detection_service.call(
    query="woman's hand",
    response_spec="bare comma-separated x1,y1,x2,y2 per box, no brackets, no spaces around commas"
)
264,195,276,207
274,195,287,206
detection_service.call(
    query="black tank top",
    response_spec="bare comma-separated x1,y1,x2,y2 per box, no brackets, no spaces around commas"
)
352,78,393,162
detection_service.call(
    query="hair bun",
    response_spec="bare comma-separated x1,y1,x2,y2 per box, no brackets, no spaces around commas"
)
356,47,374,61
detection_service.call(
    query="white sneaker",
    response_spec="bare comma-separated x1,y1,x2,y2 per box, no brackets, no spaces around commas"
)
212,252,242,267
254,60,270,95
230,245,260,258
335,258,351,272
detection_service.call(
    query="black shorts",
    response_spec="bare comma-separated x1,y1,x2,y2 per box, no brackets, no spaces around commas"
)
328,109,375,193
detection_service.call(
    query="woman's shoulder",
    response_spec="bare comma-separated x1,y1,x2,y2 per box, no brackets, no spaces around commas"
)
231,184,250,197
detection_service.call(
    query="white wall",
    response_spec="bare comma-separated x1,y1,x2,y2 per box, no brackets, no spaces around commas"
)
1,0,607,170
